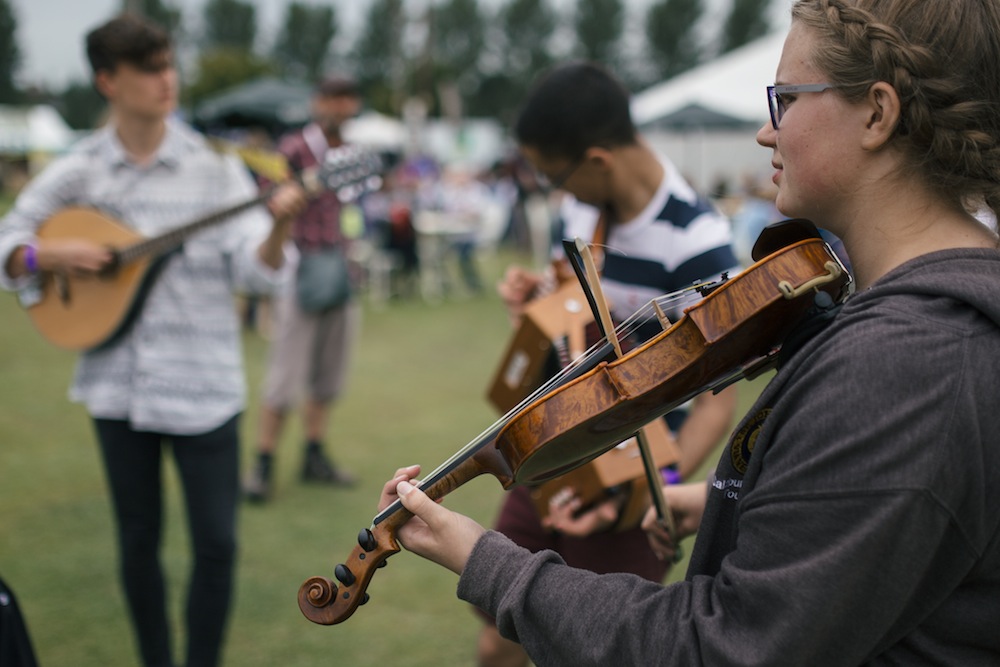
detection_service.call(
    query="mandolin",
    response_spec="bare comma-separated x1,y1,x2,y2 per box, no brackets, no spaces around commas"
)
25,145,382,351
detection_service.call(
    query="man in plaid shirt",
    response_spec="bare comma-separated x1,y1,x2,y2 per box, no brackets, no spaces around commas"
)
244,75,363,502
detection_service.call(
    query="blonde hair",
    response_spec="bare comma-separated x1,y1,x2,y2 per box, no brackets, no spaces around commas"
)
792,0,1000,215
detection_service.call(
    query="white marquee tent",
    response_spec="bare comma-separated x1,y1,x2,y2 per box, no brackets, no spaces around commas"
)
630,32,786,193
0,104,77,155
632,31,785,128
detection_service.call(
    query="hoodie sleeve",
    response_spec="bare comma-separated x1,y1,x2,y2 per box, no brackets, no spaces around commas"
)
458,282,997,667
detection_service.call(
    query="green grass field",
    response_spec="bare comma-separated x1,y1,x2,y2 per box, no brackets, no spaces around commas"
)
0,244,769,666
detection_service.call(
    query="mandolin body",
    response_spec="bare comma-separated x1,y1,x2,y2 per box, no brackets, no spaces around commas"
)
21,145,383,352
29,207,157,351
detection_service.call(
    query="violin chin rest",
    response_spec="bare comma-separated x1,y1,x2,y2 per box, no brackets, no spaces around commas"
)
752,219,822,262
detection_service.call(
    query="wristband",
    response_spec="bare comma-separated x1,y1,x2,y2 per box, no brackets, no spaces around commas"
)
23,243,38,274
661,466,682,486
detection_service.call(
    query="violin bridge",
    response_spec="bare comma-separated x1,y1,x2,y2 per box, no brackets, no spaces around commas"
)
653,301,672,331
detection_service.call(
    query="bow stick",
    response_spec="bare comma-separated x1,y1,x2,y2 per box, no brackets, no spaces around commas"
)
563,237,682,559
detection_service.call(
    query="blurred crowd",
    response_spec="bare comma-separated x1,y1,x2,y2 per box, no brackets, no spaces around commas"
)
242,146,789,328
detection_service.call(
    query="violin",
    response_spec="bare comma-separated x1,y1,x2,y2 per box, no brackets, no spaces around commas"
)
298,219,851,626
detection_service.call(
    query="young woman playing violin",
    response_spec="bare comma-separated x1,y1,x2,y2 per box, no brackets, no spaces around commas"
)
378,0,1000,664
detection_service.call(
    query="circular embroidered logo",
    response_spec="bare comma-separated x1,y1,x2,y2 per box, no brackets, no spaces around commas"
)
730,408,771,474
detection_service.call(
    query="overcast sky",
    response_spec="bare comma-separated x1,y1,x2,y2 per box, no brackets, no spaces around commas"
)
11,0,333,87
11,0,792,89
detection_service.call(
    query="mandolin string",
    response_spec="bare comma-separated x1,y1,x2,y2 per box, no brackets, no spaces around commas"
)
114,190,275,264
114,148,381,264
374,283,720,523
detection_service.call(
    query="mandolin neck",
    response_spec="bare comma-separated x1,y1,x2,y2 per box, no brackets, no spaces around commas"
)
116,186,275,264
112,145,383,266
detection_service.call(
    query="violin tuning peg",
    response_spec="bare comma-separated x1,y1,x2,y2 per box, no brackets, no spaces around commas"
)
358,528,376,552
377,560,387,569
334,563,356,586
359,593,370,606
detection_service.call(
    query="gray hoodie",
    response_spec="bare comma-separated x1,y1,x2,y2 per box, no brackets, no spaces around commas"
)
459,247,1000,666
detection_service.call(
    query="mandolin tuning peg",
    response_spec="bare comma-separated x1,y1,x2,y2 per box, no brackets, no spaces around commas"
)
334,563,356,586
358,528,376,551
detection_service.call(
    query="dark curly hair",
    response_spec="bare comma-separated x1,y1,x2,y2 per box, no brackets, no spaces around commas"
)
514,61,637,160
86,13,171,76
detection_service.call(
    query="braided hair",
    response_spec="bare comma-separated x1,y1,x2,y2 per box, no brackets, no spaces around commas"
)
792,0,1000,216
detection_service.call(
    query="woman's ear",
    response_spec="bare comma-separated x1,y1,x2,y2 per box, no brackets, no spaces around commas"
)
861,81,903,151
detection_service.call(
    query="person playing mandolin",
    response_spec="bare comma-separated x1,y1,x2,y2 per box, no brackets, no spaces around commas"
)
379,1,1000,664
0,14,303,667
479,61,741,667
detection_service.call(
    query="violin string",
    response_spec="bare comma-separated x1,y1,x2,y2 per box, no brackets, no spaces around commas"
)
375,282,724,522
389,282,719,511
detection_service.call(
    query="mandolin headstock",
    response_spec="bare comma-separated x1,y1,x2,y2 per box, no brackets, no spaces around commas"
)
302,145,386,202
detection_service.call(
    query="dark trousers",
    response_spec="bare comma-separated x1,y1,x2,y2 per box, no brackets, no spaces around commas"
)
0,576,39,667
93,415,240,667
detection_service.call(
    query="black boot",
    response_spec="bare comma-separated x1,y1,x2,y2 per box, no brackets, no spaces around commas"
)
301,441,357,487
243,452,274,502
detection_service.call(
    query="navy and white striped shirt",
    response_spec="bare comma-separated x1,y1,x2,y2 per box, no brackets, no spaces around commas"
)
556,154,740,324
554,154,739,430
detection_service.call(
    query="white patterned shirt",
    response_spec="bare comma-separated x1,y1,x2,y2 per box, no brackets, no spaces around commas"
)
0,119,294,434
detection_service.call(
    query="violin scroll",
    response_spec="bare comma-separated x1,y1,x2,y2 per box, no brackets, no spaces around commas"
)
297,523,400,625
299,447,514,625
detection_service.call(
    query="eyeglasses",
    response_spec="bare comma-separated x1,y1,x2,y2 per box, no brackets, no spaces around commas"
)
767,83,837,129
536,154,585,191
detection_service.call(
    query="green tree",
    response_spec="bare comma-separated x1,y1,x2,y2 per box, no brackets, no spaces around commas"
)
350,0,406,114
0,0,21,103
273,2,337,82
183,49,275,109
720,0,772,54
202,0,257,51
467,0,556,121
122,0,182,34
56,82,106,130
429,0,485,117
501,0,556,78
188,0,263,113
645,0,704,82
574,0,624,67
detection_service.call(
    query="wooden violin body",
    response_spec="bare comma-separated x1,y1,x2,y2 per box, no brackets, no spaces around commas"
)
497,235,846,484
298,221,851,626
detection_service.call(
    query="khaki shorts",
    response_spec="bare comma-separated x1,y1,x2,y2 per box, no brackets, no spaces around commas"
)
260,292,361,410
